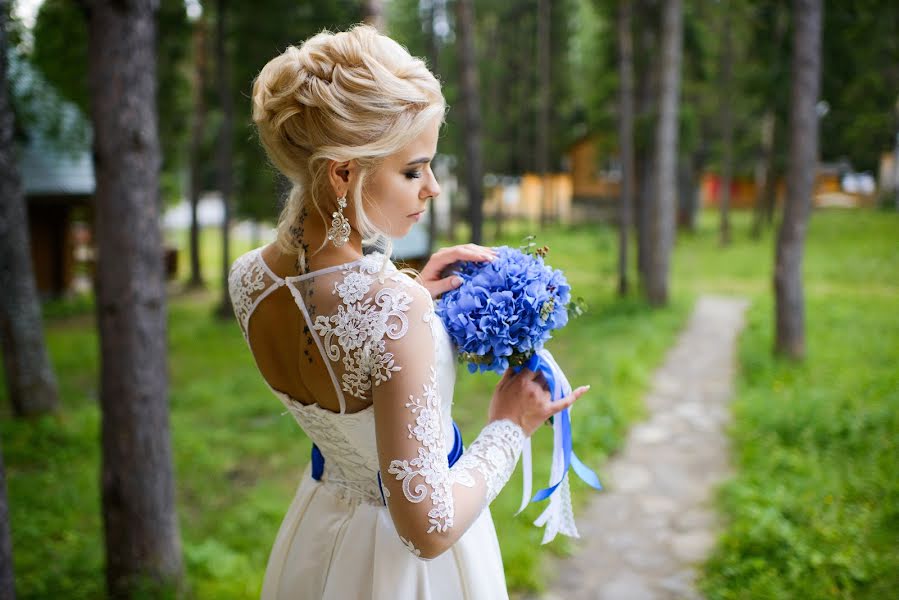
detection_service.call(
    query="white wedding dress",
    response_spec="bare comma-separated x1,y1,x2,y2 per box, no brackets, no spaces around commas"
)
228,247,526,600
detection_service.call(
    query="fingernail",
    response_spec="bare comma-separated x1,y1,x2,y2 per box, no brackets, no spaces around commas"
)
453,276,463,286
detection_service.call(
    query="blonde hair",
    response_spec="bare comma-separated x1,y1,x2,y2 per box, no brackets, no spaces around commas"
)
251,24,446,268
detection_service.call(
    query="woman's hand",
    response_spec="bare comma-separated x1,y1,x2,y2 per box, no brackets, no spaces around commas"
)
489,367,591,437
419,243,498,299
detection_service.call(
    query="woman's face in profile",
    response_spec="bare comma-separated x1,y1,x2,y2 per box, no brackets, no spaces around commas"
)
363,115,442,239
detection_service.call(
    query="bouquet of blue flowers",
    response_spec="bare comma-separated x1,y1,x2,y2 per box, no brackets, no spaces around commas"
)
436,240,584,374
436,239,600,544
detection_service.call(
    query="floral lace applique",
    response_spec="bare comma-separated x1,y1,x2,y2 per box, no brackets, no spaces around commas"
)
313,274,413,399
229,250,282,338
387,366,455,534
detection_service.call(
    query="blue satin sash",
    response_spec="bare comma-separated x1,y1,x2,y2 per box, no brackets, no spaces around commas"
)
312,421,465,506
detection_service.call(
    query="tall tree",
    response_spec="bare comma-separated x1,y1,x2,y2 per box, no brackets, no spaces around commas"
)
716,0,734,246
774,0,822,359
646,0,682,306
79,0,184,596
536,0,551,227
215,0,234,318
0,1,60,418
1,7,24,596
748,0,790,239
187,16,208,288
455,0,484,244
632,0,659,287
32,0,191,204
616,0,635,297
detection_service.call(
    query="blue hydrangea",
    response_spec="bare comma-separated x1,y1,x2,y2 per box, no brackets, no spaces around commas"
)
436,246,571,374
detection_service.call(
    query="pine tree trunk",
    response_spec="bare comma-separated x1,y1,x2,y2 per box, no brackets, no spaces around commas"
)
634,0,658,287
83,1,184,596
717,1,734,246
215,0,233,318
616,0,635,297
455,0,484,244
187,18,207,289
774,0,822,359
0,0,60,418
536,0,551,228
751,109,776,239
646,0,682,306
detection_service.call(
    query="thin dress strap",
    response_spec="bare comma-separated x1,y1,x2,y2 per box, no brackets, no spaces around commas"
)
284,281,348,414
227,247,349,414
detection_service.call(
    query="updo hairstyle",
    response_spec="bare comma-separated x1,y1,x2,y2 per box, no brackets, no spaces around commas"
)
251,24,446,266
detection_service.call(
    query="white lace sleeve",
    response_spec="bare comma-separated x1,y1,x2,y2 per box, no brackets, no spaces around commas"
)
371,281,525,560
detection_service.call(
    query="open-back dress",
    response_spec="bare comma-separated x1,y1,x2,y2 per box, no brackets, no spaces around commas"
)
228,247,526,599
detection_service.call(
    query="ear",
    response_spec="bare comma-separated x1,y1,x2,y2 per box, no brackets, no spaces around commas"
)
327,159,354,197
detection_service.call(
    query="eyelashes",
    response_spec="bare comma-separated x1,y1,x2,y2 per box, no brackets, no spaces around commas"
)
404,171,423,180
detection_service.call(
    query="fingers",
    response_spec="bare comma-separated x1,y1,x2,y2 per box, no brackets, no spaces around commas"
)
433,244,497,266
431,275,464,297
549,385,590,415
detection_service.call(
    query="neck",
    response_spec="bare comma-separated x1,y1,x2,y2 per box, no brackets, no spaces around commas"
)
288,200,365,273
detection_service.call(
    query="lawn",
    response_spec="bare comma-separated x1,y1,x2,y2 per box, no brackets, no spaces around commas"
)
1,207,896,598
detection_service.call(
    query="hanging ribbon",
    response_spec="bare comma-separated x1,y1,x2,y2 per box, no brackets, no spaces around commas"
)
512,348,602,543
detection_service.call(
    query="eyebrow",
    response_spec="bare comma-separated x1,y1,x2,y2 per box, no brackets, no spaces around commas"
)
405,156,433,166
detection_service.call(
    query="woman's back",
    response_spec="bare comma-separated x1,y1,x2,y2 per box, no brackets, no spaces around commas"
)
229,245,518,599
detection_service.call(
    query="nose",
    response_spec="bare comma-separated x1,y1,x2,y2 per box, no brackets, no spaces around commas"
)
425,174,441,200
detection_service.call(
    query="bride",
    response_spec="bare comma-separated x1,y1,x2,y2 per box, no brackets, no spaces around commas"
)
228,24,590,599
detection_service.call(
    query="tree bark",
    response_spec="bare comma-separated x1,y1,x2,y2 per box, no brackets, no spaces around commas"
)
83,0,184,596
215,0,234,318
646,0,682,306
616,0,636,297
455,0,484,244
187,17,207,289
751,109,776,239
536,0,551,228
634,0,658,287
717,0,734,246
0,0,60,418
774,0,822,359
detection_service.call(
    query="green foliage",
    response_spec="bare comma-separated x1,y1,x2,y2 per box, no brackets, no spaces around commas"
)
388,0,578,175
820,0,899,172
225,0,363,223
29,0,191,204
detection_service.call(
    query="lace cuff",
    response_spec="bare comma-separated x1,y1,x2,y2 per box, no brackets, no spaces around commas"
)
453,419,526,505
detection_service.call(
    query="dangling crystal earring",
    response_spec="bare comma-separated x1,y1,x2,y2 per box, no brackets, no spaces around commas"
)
327,195,351,247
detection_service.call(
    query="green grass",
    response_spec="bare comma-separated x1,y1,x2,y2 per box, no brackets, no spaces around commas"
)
2,208,896,598
675,209,899,599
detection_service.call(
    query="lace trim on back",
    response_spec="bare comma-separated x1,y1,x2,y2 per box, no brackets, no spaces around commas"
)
228,249,285,340
228,248,405,415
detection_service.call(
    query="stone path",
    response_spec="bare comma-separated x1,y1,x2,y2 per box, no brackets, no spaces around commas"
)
521,295,751,600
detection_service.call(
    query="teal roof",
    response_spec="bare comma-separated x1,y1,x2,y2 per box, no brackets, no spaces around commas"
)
7,47,94,196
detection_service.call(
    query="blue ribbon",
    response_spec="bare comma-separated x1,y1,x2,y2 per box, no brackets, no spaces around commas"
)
313,421,466,505
514,351,602,502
